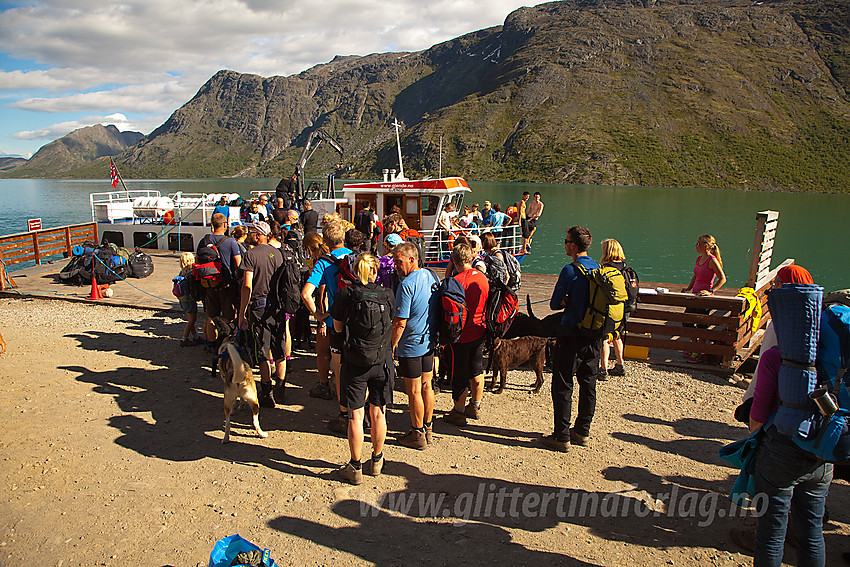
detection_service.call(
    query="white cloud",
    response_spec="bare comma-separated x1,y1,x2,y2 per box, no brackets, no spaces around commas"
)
12,113,157,141
0,0,532,155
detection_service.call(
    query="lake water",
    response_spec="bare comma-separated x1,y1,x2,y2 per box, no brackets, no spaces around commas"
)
0,178,846,292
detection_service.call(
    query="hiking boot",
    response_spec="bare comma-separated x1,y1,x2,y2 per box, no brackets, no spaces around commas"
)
309,381,334,400
685,352,701,363
539,434,569,453
366,454,384,476
597,368,608,381
258,381,276,408
273,380,286,405
464,403,481,420
609,364,625,377
443,409,467,426
328,413,349,435
424,424,433,445
569,427,589,447
180,337,192,347
338,462,362,485
398,429,427,450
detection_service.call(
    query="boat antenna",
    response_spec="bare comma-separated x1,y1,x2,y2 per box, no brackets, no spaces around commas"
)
393,119,406,181
438,134,443,179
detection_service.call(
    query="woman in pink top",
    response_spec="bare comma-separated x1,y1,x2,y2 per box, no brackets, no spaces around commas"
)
682,234,726,295
681,234,727,362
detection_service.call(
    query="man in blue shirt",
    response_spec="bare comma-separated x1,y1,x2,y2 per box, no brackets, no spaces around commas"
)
301,220,352,432
212,196,230,220
391,242,440,449
489,203,509,235
541,226,601,453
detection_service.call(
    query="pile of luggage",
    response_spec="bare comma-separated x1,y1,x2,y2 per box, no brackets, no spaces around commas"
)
59,241,154,285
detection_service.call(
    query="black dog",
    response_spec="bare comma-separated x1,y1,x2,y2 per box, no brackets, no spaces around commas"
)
503,295,561,339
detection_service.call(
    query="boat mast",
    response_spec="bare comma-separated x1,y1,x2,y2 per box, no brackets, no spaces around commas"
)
439,135,443,179
393,119,406,181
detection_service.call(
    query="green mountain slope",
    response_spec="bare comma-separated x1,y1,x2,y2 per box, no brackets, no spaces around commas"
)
18,0,850,191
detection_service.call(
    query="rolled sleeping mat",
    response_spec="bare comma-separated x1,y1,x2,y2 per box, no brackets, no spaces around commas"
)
767,283,823,364
768,283,823,439
72,245,97,257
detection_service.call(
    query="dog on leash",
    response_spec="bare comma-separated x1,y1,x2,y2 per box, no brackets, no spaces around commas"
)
488,336,553,394
219,342,267,443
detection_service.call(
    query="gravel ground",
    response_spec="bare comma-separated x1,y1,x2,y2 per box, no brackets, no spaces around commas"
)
1,296,849,566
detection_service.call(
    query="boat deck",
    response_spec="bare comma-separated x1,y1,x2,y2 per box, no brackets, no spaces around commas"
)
1,254,748,375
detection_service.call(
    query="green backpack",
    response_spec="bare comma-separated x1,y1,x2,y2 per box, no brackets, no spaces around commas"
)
573,261,628,339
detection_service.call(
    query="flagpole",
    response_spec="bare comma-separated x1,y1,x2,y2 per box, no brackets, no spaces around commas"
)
110,158,131,197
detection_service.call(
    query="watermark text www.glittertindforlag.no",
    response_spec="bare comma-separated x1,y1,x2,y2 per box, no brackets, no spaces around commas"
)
359,483,765,528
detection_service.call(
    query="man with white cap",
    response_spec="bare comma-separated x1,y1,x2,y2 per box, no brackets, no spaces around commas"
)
238,221,285,407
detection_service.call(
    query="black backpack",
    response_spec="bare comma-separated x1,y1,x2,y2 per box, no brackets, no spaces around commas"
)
128,249,154,278
354,209,372,236
261,244,302,322
606,261,640,315
341,282,394,367
283,228,308,272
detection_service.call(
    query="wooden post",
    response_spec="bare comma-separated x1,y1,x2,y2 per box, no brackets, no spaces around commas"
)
747,210,779,288
0,250,16,290
32,232,41,265
64,227,72,257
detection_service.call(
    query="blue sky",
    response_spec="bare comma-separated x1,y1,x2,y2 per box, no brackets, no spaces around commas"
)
0,0,535,158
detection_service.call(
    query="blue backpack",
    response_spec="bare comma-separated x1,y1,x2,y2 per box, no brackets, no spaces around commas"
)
792,303,850,462
438,275,467,345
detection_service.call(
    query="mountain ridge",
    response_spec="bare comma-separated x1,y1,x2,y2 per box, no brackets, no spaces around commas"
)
5,0,849,192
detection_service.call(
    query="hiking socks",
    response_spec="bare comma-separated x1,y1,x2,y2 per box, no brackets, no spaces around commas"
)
349,458,362,470
413,427,425,434
470,400,482,409
371,453,383,463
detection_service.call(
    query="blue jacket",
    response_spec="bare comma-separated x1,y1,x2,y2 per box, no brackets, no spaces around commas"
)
550,255,599,328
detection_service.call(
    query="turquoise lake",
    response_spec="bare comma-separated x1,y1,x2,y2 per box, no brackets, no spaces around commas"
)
0,178,846,292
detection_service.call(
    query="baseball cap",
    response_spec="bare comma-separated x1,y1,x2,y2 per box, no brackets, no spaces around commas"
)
247,221,270,236
386,233,404,246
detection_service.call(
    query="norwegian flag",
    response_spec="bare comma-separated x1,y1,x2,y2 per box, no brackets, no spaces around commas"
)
110,160,119,188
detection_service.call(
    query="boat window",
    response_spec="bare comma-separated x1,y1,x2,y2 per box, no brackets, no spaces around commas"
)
450,193,464,212
422,196,439,215
167,233,194,252
101,231,125,248
133,231,159,249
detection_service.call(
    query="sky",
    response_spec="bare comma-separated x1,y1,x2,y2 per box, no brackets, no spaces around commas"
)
0,0,538,158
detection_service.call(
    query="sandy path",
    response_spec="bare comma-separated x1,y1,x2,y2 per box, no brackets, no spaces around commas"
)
1,297,848,566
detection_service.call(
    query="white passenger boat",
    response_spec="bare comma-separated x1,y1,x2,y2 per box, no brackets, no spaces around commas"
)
94,123,526,266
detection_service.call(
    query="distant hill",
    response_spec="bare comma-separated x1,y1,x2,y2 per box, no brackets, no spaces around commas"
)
0,157,27,171
3,124,143,177
11,0,850,191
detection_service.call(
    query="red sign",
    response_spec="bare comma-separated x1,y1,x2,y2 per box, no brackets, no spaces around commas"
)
27,218,42,232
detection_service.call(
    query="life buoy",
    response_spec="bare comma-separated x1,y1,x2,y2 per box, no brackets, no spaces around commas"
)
506,206,518,221
163,210,176,225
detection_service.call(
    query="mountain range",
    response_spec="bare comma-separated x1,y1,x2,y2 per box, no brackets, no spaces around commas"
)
3,0,849,192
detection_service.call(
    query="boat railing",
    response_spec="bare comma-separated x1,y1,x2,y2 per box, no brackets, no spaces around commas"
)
91,190,161,223
419,224,525,264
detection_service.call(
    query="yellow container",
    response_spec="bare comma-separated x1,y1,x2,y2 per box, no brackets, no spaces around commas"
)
624,344,649,360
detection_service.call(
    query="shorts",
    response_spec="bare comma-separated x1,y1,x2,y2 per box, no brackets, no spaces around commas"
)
328,326,343,354
398,350,435,380
179,297,198,314
448,335,485,401
527,218,538,233
521,218,530,239
341,360,395,411
251,308,286,361
203,285,236,320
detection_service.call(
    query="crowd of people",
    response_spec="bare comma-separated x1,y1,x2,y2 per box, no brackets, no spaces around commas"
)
437,192,544,253
171,191,850,565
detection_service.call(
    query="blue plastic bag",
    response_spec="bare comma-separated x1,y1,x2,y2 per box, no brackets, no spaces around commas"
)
208,534,277,567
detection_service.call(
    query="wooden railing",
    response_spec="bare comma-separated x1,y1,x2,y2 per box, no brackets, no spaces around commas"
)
624,259,792,370
0,222,98,290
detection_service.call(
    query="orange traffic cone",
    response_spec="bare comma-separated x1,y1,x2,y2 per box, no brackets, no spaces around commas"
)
87,275,103,300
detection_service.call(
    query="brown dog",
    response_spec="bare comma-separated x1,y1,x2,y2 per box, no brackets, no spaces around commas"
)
488,336,552,394
220,342,267,443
